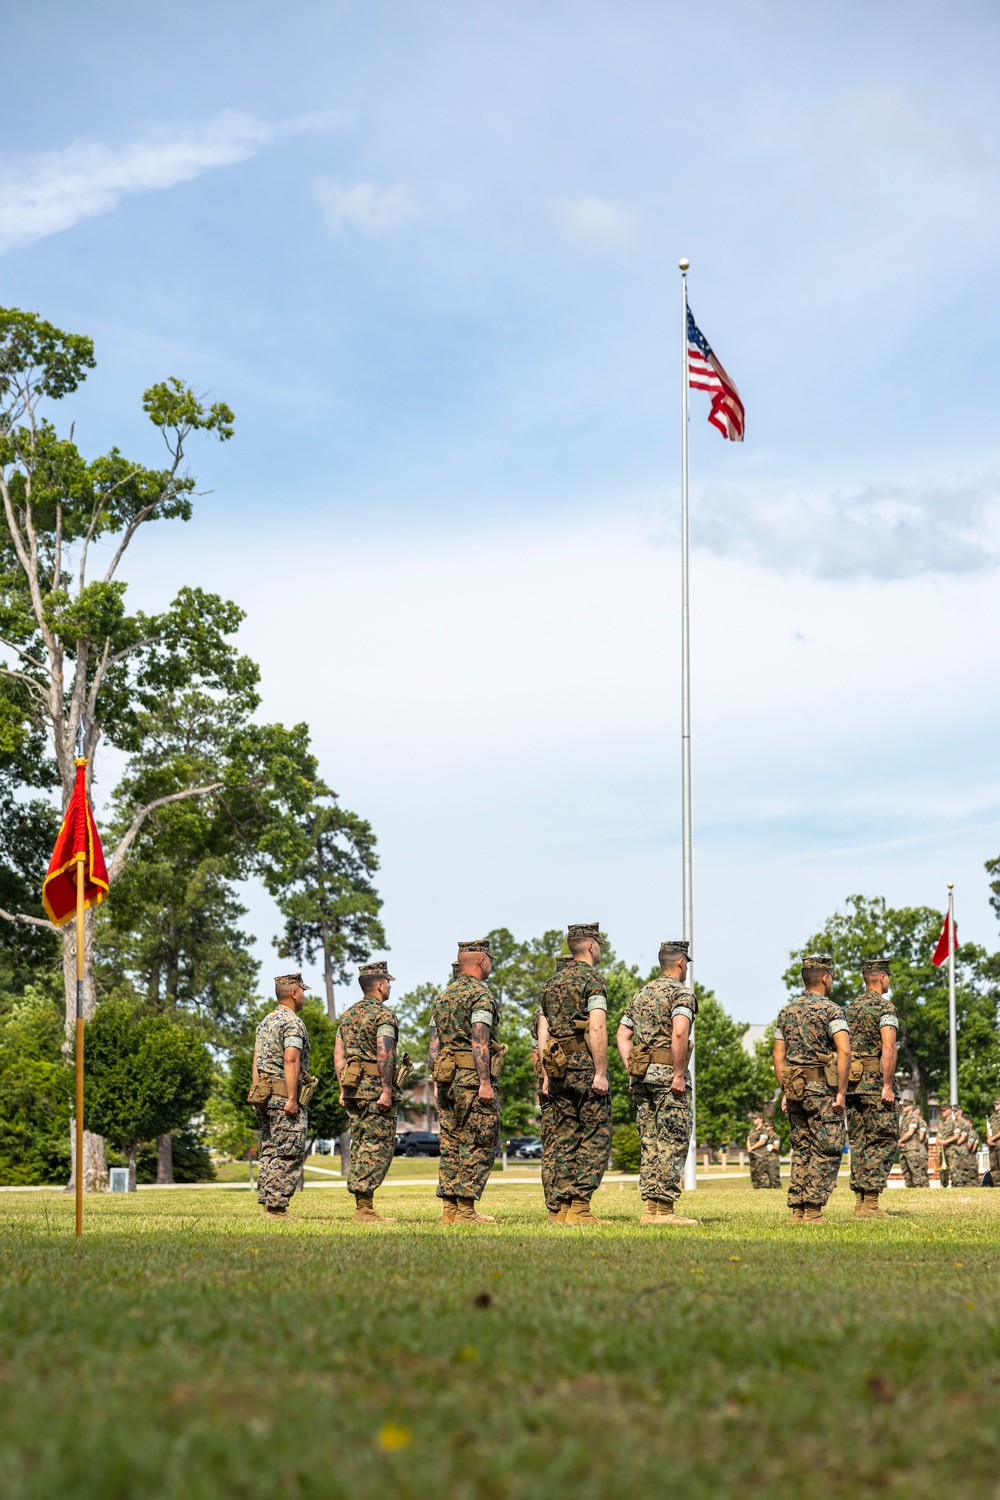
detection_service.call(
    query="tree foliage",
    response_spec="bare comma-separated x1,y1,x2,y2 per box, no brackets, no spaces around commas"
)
0,982,72,1184
83,996,214,1177
692,987,759,1148
272,794,386,1017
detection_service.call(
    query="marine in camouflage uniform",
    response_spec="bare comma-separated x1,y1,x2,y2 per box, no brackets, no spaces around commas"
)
747,1115,780,1189
987,1099,1000,1183
538,923,613,1227
898,1106,929,1188
532,957,573,1221
937,1105,956,1188
773,955,850,1224
335,960,400,1223
845,956,900,1218
954,1111,980,1186
429,939,502,1225
617,940,698,1226
251,973,312,1218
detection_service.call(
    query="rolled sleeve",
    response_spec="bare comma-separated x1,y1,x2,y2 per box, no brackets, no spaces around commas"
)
470,1008,493,1027
774,1026,784,1040
283,1034,303,1051
673,1005,694,1023
587,995,608,1013
619,1014,635,1031
880,1014,899,1030
828,1017,849,1036
376,1024,396,1040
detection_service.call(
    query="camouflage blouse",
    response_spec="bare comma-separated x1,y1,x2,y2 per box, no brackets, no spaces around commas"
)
619,977,696,1087
540,960,608,1087
432,975,499,1088
988,1110,1000,1143
845,989,898,1095
255,1007,311,1078
338,996,398,1100
774,993,848,1095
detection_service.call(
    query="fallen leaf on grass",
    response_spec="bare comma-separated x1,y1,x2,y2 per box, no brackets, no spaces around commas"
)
378,1423,412,1451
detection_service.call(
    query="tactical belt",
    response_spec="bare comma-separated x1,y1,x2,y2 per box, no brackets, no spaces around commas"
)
857,1054,883,1071
784,1063,827,1082
647,1046,675,1066
554,1034,592,1055
450,1050,476,1069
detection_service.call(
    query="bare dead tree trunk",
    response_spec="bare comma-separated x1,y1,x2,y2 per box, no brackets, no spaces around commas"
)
63,911,108,1193
157,1134,174,1184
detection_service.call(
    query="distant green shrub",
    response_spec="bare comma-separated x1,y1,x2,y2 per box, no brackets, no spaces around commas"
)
611,1123,640,1173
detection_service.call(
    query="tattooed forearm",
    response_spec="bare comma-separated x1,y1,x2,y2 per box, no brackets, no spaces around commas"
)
377,1033,396,1091
471,1021,491,1086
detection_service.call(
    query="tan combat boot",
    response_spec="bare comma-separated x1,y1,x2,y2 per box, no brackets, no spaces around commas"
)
802,1204,826,1224
564,1197,607,1226
440,1195,458,1225
790,1206,804,1223
853,1191,865,1218
656,1200,699,1226
639,1200,660,1226
454,1197,496,1224
262,1205,288,1219
353,1194,396,1224
857,1191,887,1219
547,1207,567,1224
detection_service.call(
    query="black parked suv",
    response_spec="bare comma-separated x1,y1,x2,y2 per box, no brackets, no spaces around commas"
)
394,1131,440,1158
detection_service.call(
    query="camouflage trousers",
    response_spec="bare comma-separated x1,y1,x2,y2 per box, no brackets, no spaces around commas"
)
750,1151,780,1189
538,1094,558,1212
900,1147,929,1188
786,1092,845,1208
990,1145,1000,1183
345,1096,397,1196
846,1094,899,1193
950,1149,980,1187
543,1083,612,1205
633,1083,691,1205
254,1100,308,1210
436,1087,501,1202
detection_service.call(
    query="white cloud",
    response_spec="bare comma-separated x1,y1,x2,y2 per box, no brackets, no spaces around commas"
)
315,180,415,236
0,109,339,254
556,196,638,252
691,477,1000,579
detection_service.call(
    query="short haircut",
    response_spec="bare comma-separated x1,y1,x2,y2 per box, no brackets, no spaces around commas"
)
358,975,382,994
275,977,298,1000
660,947,686,966
802,965,830,986
568,934,595,957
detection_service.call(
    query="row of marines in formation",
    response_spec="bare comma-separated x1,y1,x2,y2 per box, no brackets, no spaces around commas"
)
247,932,998,1225
746,1100,998,1190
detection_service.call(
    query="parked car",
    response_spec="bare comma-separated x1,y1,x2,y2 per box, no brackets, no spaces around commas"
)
504,1135,542,1159
394,1131,440,1158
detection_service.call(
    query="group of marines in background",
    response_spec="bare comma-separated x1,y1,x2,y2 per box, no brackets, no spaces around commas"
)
247,938,1000,1225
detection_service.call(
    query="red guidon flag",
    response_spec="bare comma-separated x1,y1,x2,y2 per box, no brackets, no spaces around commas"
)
931,911,958,968
41,759,109,925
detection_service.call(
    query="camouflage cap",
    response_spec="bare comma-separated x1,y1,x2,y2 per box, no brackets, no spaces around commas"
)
457,938,492,955
567,922,601,944
274,972,305,988
802,954,834,973
861,955,891,974
359,960,396,982
659,939,690,960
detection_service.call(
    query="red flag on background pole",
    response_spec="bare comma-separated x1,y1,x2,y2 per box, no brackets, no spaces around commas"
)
41,759,109,925
931,911,958,968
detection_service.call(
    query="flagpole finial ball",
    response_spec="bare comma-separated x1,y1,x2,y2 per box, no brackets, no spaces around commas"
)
948,882,954,889
678,258,690,271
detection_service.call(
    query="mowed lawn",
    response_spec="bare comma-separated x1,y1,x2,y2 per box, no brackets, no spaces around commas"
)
1,1183,998,1500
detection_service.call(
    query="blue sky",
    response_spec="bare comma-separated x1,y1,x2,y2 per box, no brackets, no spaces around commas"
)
3,1,1000,1019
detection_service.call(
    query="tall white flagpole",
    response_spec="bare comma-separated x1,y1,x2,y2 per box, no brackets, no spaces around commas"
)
947,882,957,1108
679,258,697,1193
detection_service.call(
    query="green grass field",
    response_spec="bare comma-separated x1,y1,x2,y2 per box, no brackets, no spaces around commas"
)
1,1180,998,1499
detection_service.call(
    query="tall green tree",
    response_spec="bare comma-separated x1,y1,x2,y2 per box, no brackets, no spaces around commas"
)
693,988,759,1150
83,996,214,1189
789,894,1000,1118
271,793,386,1018
0,980,72,1184
0,308,324,1188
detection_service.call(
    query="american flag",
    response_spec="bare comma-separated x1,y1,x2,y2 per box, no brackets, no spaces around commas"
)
687,307,744,442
